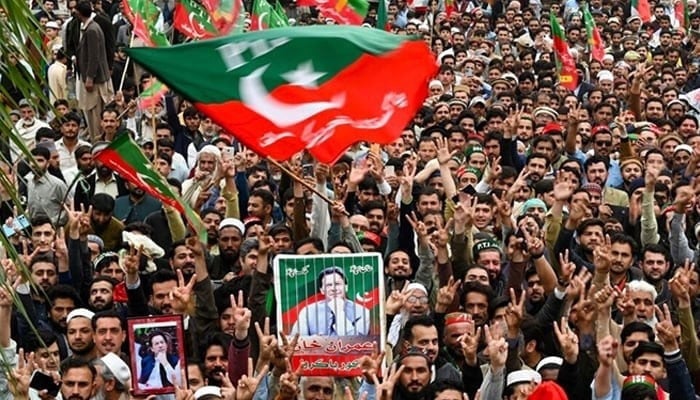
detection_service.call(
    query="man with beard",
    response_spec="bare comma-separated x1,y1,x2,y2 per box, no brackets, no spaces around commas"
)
472,240,506,296
93,311,126,357
640,244,672,305
169,239,197,282
74,143,128,211
114,181,162,224
363,200,387,243
209,218,244,281
385,250,412,293
362,348,433,400
126,269,177,316
460,282,493,328
525,269,546,315
74,145,94,178
95,352,132,400
198,333,231,387
607,234,643,300
88,276,117,312
26,146,69,227
57,112,91,185
436,313,483,397
60,358,98,400
182,145,220,208
401,315,461,383
524,153,550,183
201,208,222,252
89,194,124,251
585,155,628,207
66,308,98,361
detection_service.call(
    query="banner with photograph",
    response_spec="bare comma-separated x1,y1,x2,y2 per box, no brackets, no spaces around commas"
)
273,252,385,377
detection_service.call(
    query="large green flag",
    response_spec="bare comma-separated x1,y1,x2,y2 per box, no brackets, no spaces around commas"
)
250,0,288,30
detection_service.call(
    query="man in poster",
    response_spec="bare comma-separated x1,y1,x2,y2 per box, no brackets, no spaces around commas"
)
291,267,371,336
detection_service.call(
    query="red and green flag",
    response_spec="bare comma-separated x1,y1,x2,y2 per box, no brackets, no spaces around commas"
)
138,78,169,110
582,4,605,62
94,134,207,241
250,0,288,30
445,0,455,17
297,0,368,25
125,26,437,163
174,0,219,39
675,0,690,28
631,0,651,22
201,0,243,34
122,0,170,47
549,13,579,91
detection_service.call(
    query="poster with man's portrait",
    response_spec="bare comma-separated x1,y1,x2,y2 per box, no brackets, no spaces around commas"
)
273,253,385,377
128,315,187,396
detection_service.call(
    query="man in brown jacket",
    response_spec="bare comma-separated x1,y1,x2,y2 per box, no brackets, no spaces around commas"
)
75,0,113,142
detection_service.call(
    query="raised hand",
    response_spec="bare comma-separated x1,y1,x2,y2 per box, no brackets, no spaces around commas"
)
655,304,679,352
567,103,581,127
505,288,525,337
358,344,385,382
670,259,693,308
230,290,252,340
593,285,618,313
374,363,405,400
435,277,461,313
273,332,300,372
553,170,575,201
278,360,301,400
349,160,369,186
255,318,277,369
458,316,480,366
553,317,579,364
9,349,34,397
405,212,428,245
236,358,269,400
385,282,410,315
124,245,143,277
597,335,619,367
171,269,197,315
436,136,457,165
485,325,508,371
592,235,612,274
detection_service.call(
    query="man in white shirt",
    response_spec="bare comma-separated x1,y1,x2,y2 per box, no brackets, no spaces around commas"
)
56,112,90,185
48,48,68,104
13,99,50,162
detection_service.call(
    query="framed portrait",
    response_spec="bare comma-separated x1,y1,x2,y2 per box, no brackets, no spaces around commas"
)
273,253,386,377
127,315,188,396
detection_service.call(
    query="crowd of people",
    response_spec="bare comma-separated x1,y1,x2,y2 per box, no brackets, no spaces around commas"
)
4,0,700,399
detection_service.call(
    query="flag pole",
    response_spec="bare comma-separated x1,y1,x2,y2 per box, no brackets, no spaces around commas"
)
266,157,343,211
118,31,136,92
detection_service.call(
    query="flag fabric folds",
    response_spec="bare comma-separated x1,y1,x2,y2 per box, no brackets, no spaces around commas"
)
125,25,437,163
94,134,207,241
122,0,170,46
550,13,579,91
582,4,605,62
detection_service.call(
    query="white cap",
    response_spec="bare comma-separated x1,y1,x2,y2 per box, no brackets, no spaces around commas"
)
67,308,95,324
535,356,563,372
597,70,614,82
674,144,693,155
194,386,222,399
469,96,486,107
429,79,444,89
101,353,131,386
45,21,60,29
219,218,245,233
506,370,542,387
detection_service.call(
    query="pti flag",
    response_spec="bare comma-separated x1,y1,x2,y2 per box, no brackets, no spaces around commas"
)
125,26,437,164
201,0,243,34
582,4,605,62
550,13,579,91
122,0,170,47
250,0,288,30
273,253,385,376
138,78,169,110
93,134,207,241
297,0,369,25
173,0,219,39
